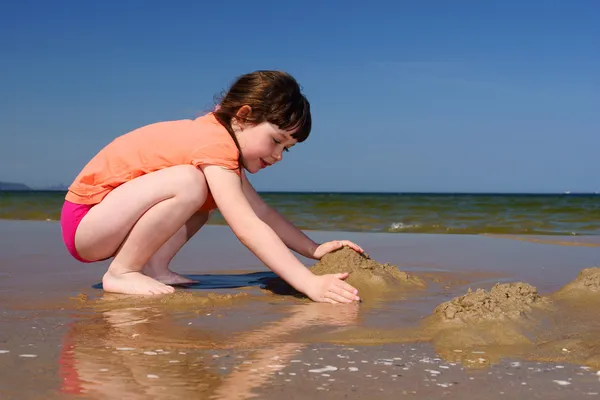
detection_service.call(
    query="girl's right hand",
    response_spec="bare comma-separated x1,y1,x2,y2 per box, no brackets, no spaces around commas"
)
305,273,360,304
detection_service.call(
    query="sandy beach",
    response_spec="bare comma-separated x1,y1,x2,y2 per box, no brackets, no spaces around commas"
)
1,220,599,399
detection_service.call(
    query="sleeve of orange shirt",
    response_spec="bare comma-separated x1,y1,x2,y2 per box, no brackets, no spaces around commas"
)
191,141,240,173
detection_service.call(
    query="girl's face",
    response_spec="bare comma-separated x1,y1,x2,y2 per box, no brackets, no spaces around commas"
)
235,121,298,174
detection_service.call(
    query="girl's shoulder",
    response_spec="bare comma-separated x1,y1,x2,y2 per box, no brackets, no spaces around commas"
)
189,113,240,173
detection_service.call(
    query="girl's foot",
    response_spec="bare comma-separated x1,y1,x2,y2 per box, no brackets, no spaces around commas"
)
102,270,175,295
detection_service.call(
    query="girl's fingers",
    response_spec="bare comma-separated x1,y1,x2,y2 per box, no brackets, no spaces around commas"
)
330,281,360,301
326,291,352,304
334,272,350,280
339,240,364,253
337,280,360,296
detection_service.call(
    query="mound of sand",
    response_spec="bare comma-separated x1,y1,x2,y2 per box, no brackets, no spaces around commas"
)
434,282,546,322
263,247,424,302
313,247,423,289
553,267,600,298
410,282,552,356
311,269,600,370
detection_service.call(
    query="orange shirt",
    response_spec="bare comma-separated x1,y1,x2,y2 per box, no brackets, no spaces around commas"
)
65,113,240,211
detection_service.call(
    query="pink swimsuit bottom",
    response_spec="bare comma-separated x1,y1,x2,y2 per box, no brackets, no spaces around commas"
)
60,194,217,263
60,200,95,263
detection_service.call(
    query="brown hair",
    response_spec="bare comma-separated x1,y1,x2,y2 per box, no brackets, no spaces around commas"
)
213,71,312,157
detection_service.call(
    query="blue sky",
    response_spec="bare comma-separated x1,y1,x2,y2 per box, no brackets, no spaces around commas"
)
1,0,598,193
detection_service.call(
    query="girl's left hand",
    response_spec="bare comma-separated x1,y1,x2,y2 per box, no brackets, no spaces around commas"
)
312,240,364,260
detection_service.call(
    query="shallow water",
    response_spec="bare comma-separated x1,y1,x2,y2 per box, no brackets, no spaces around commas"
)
1,222,600,399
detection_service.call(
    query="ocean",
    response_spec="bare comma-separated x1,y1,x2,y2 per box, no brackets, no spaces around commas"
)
1,191,598,235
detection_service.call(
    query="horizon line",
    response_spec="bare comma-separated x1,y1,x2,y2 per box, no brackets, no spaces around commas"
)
1,188,598,196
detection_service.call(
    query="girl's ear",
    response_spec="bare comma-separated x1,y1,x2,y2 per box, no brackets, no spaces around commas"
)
235,105,252,123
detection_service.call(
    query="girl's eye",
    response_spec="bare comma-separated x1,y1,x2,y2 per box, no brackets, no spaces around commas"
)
274,138,289,152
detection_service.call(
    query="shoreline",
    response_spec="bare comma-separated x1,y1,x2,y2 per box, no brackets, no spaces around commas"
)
2,217,600,240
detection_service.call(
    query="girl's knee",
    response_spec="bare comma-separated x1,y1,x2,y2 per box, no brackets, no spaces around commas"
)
173,165,208,205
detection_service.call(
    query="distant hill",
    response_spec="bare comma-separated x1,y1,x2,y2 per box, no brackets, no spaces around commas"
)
41,184,69,191
0,181,31,191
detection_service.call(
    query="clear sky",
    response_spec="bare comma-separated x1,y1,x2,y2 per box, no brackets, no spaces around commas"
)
1,0,598,193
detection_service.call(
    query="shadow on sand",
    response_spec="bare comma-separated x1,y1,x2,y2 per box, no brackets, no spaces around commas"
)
92,271,280,290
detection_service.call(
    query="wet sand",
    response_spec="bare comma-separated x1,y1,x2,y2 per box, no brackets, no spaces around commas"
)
0,220,599,399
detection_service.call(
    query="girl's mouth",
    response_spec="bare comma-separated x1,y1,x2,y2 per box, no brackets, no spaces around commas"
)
260,159,271,169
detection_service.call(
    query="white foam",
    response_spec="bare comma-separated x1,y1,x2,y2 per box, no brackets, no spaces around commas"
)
309,366,338,373
553,380,571,386
389,222,420,231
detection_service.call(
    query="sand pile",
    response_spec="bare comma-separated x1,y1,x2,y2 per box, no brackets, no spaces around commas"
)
553,267,600,298
312,248,424,292
306,282,550,355
415,282,552,362
435,282,546,322
298,268,600,370
409,273,600,369
263,247,424,302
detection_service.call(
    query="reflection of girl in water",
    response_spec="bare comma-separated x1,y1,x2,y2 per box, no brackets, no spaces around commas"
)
58,307,222,398
58,301,358,398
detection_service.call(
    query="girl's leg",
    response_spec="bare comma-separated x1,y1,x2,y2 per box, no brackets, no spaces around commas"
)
75,165,209,295
142,210,211,284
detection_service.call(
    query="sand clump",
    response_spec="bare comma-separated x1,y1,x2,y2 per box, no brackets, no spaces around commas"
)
264,247,424,302
312,247,424,291
434,282,548,322
553,267,600,299
304,282,550,355
414,282,552,363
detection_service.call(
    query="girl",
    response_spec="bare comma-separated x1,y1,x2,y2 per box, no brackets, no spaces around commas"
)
60,70,363,304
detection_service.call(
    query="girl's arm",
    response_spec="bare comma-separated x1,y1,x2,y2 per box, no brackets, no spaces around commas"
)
202,165,360,304
240,171,318,259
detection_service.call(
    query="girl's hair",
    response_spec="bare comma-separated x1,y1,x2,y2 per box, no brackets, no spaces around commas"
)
213,71,312,155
